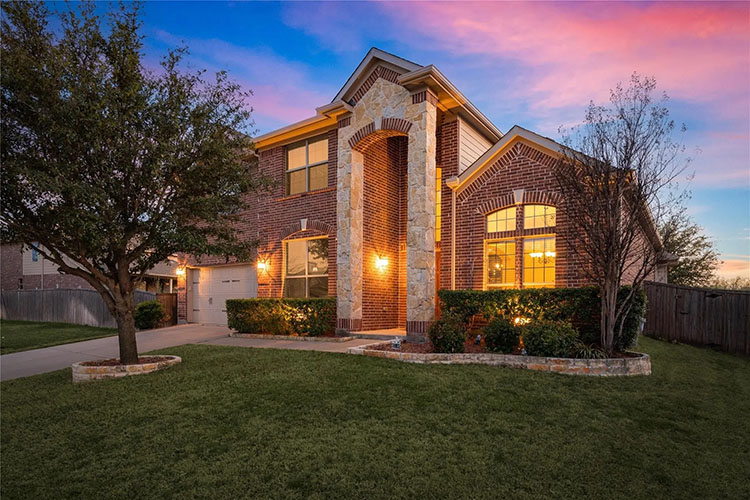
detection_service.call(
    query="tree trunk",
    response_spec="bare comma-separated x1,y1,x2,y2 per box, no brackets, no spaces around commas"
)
600,281,618,356
113,292,139,365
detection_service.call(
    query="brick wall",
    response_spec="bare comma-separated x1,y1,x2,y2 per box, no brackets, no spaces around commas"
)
436,119,459,292
1,244,23,290
361,135,407,330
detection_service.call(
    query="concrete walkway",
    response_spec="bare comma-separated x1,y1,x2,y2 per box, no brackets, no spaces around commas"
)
0,324,379,381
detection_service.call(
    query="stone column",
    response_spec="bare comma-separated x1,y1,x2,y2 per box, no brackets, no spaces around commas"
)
405,90,438,341
335,141,364,333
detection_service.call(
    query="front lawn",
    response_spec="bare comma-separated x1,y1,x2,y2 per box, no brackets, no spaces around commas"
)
1,336,748,499
0,320,116,355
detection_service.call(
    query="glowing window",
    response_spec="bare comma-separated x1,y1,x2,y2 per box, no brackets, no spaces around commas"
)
523,237,556,288
486,240,516,288
524,205,556,229
435,168,441,242
487,207,516,233
285,238,328,297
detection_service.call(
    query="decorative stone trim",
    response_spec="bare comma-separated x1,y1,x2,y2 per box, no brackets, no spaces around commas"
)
229,332,353,342
348,119,413,151
279,219,334,240
347,346,651,376
72,355,182,383
350,65,401,104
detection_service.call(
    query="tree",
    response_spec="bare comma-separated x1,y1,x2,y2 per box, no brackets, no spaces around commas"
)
707,276,750,291
659,203,719,286
1,2,263,364
555,74,688,354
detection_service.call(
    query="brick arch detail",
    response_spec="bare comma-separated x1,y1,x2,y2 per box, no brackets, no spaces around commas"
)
348,117,412,151
477,190,562,216
280,219,334,240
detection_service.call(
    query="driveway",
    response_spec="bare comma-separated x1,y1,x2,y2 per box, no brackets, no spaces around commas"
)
0,324,230,381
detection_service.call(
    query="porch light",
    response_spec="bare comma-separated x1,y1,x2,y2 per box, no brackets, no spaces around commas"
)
375,256,389,272
175,267,186,276
257,260,268,272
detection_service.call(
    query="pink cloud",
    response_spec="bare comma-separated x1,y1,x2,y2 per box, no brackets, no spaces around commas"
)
717,257,750,279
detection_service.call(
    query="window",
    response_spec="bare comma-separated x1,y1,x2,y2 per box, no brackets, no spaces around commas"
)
285,237,328,297
286,135,328,195
31,243,39,262
524,205,556,229
435,167,441,242
486,240,515,288
487,207,516,233
523,237,556,287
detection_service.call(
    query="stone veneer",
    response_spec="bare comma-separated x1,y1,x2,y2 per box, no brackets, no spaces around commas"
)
72,355,182,383
348,345,651,376
336,78,438,340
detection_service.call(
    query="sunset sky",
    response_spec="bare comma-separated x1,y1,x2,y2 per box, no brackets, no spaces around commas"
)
131,2,749,278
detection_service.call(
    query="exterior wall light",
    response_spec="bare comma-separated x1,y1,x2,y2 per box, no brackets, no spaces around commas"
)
257,260,268,272
175,267,186,276
375,256,389,272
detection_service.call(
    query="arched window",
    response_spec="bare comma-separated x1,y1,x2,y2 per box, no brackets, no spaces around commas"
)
523,205,556,229
486,207,516,233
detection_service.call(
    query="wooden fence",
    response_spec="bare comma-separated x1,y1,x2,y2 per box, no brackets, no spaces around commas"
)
156,293,178,328
643,281,750,355
0,289,156,328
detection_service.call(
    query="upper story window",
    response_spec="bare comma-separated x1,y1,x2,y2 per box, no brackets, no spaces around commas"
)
31,243,39,262
286,135,328,195
487,207,516,233
524,205,556,230
285,237,329,298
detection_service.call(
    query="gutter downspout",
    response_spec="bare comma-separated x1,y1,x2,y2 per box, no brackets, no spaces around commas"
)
445,176,459,290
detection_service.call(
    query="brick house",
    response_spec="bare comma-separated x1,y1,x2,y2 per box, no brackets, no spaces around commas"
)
167,48,668,339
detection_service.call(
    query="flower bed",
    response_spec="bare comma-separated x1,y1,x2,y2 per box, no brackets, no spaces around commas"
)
72,355,181,383
348,343,650,376
229,332,353,343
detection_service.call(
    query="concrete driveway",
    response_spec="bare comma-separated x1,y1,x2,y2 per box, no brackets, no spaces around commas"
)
0,324,230,381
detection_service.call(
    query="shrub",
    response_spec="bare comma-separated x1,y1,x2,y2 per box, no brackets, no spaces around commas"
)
225,298,335,336
428,315,466,353
571,340,607,359
521,320,579,358
437,286,646,351
484,317,519,353
134,300,165,330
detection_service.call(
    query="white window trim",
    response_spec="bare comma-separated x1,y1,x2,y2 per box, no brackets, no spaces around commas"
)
284,236,329,297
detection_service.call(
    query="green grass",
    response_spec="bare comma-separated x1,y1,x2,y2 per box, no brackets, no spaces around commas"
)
2,337,748,499
0,320,117,354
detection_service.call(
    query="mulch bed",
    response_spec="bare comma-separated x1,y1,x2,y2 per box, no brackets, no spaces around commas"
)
79,357,170,366
369,339,636,358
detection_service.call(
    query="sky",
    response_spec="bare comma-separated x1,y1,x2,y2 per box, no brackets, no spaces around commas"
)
117,2,750,278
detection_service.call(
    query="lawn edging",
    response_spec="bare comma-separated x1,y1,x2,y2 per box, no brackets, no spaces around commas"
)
72,355,182,383
348,343,651,376
229,332,354,343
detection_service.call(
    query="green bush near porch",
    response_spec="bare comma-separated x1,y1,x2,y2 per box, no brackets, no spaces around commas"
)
438,286,646,351
226,298,336,337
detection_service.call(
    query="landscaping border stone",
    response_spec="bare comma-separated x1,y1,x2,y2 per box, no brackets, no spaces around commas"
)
72,355,181,383
347,343,651,376
229,332,354,343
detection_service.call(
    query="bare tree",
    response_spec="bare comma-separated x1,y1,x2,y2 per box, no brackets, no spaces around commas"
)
555,74,689,354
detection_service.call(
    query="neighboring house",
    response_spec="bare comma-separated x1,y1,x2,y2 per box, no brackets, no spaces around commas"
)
176,48,671,338
0,243,179,293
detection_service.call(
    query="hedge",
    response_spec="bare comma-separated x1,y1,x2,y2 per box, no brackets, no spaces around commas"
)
226,298,336,337
437,286,646,351
134,300,165,330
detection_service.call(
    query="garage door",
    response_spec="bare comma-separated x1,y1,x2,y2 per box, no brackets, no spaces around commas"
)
191,265,257,325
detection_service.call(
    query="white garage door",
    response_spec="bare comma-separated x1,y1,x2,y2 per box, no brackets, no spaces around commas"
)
191,265,257,325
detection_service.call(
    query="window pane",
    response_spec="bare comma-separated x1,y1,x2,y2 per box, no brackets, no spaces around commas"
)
287,142,306,170
308,137,328,164
524,205,556,229
307,238,328,275
487,240,515,287
308,277,328,298
522,237,555,287
286,240,306,276
287,169,306,195
487,207,516,233
285,278,306,298
308,164,327,191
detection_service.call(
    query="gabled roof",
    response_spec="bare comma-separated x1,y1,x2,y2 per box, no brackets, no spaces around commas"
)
332,47,422,104
254,47,502,149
